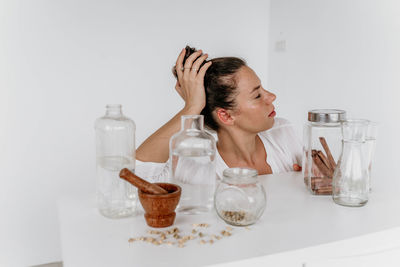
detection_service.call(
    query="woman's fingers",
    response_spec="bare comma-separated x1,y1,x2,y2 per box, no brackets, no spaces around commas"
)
183,50,203,76
293,164,302,172
175,48,186,80
197,61,212,79
190,54,208,75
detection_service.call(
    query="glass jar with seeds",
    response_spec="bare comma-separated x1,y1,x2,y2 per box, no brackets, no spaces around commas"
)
302,109,346,195
214,168,266,226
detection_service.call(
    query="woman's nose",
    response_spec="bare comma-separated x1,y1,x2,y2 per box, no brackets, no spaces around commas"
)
264,90,276,103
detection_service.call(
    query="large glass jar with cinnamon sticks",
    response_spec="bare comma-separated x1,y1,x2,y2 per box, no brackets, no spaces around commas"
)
302,109,346,195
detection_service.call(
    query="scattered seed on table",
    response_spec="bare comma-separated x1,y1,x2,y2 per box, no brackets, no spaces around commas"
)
173,233,181,239
193,223,209,228
129,222,245,248
221,230,232,237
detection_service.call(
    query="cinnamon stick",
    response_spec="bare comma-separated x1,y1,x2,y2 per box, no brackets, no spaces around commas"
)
310,177,332,189
312,149,318,158
317,150,330,169
315,187,332,195
319,137,336,169
119,168,168,195
312,153,333,178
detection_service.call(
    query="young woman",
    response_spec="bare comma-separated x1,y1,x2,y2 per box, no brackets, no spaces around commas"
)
135,46,302,181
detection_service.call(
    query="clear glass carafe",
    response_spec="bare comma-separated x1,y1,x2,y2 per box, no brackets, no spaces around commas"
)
365,121,378,191
169,115,216,214
214,168,266,226
332,119,369,207
95,104,137,218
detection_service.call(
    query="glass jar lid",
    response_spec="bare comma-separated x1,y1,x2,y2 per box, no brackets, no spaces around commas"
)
222,168,258,184
308,109,346,123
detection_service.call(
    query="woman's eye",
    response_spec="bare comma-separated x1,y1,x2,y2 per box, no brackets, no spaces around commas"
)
255,94,261,99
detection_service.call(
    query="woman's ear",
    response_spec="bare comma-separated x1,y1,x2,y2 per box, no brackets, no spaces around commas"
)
215,108,234,127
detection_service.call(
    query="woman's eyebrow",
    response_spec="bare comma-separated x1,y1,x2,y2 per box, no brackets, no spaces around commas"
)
250,85,261,94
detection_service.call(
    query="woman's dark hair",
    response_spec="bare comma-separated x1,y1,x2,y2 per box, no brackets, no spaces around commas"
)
172,46,246,131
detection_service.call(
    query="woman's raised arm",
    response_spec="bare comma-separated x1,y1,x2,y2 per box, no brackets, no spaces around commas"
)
136,48,212,163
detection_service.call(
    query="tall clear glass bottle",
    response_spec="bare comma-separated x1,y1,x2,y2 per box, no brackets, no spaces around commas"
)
169,115,216,214
95,104,137,218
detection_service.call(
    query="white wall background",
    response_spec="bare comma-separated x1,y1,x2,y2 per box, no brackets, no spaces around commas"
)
0,0,270,266
268,0,400,179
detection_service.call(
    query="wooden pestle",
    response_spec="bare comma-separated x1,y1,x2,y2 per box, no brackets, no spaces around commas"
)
119,168,168,195
319,137,336,169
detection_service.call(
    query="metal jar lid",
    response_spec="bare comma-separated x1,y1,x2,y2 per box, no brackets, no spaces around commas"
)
308,109,346,123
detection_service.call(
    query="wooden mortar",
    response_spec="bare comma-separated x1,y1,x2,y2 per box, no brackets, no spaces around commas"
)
119,168,181,227
138,183,181,228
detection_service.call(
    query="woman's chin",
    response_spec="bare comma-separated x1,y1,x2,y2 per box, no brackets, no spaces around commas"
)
263,118,275,131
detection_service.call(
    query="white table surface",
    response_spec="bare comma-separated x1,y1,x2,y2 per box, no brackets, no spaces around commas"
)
58,172,400,267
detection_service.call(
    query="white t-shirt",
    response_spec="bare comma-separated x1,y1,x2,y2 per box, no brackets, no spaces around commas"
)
135,117,302,182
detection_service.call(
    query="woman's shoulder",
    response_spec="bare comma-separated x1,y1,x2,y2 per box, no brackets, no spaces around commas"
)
259,117,303,171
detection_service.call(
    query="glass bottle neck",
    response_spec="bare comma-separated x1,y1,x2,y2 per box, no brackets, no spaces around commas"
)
105,104,123,117
222,168,258,184
181,115,204,131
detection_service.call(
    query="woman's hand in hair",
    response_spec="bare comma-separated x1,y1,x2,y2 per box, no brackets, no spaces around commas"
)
174,48,212,113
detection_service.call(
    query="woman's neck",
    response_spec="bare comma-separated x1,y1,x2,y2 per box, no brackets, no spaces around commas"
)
217,128,260,165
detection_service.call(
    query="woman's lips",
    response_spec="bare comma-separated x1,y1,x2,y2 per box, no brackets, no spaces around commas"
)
268,110,276,117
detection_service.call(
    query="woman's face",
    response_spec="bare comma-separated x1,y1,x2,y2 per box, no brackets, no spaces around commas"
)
230,66,276,133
